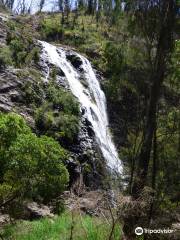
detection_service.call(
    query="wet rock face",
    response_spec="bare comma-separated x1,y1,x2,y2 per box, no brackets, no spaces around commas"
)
0,69,35,126
0,70,23,112
66,52,83,72
66,112,106,189
0,14,7,45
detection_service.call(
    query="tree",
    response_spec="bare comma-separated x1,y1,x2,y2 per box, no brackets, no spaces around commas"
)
0,113,69,206
0,0,15,10
57,0,65,24
5,0,15,9
121,1,177,238
87,0,94,15
7,133,69,202
0,113,31,149
129,0,177,198
39,0,46,12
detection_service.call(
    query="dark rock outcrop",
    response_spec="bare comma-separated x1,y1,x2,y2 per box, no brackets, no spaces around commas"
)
0,69,35,126
66,52,83,71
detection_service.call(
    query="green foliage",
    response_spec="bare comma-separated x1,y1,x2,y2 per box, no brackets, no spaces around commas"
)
0,113,31,150
168,40,180,93
0,46,13,69
103,40,146,146
0,113,69,204
102,8,179,217
56,113,80,141
0,113,32,202
53,199,65,215
25,47,40,64
104,42,125,77
1,212,122,240
46,83,80,115
21,80,44,106
8,134,69,202
6,23,40,67
35,83,80,144
40,19,64,41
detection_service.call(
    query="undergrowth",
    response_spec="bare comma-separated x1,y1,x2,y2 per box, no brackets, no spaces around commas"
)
2,212,122,240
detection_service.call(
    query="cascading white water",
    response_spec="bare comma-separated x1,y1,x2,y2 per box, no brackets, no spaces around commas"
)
40,41,122,174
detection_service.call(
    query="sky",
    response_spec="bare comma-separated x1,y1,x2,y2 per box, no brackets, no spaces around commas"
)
13,0,126,14
13,0,56,13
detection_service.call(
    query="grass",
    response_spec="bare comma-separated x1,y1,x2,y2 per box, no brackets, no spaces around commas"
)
8,11,113,71
6,11,125,73
1,212,122,240
39,13,107,55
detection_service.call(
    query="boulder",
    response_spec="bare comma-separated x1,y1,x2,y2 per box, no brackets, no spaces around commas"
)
66,52,83,71
0,214,10,226
25,202,54,220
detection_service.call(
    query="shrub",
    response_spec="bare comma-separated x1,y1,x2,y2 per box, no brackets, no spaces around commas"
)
7,26,40,67
35,83,80,144
25,47,40,64
7,134,69,202
46,84,80,116
0,46,12,69
21,80,44,106
56,113,80,142
0,113,69,204
40,19,64,41
0,113,31,185
35,103,79,144
0,113,31,150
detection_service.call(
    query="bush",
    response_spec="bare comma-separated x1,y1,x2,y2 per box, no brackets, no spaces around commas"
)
35,103,79,144
0,113,31,150
7,134,69,202
35,84,80,144
25,47,40,64
46,84,80,116
0,113,69,204
7,26,40,67
0,46,12,69
40,19,64,41
21,80,44,106
56,113,80,142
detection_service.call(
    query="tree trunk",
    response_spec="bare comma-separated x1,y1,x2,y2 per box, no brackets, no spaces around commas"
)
131,0,176,199
123,1,176,238
149,124,157,224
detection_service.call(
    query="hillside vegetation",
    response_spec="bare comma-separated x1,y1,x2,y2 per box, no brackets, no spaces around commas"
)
2,211,122,240
0,1,179,240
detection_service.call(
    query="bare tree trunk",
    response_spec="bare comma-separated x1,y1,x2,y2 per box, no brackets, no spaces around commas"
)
129,156,136,194
148,123,157,224
39,0,45,12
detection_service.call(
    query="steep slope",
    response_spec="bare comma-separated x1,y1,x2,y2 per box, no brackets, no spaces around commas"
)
0,12,123,191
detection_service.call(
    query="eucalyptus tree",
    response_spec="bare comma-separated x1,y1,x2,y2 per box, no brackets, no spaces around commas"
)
121,1,177,238
0,0,15,9
39,0,46,12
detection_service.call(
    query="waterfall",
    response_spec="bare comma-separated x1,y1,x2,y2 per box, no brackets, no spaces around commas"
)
39,41,123,174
